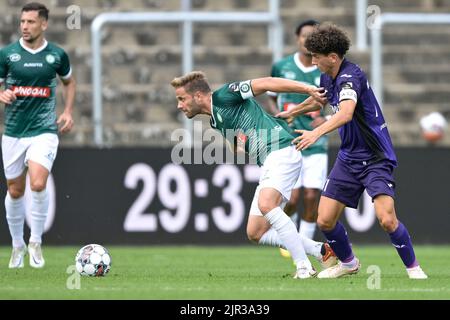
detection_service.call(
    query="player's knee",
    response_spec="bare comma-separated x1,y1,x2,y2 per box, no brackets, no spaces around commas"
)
378,215,398,233
30,180,46,192
258,195,278,215
317,216,334,231
8,187,25,199
258,202,277,215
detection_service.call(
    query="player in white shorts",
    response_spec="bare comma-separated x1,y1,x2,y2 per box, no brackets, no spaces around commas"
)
171,71,336,279
0,3,76,269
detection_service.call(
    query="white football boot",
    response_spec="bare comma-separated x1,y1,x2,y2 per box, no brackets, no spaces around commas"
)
293,261,318,279
8,246,27,269
406,265,428,279
318,258,361,278
28,242,45,268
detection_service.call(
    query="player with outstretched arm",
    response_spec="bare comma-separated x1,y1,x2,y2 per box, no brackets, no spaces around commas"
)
171,71,337,278
277,23,427,279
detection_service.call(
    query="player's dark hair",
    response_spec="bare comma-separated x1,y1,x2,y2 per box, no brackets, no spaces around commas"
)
171,71,211,95
22,2,49,20
305,23,351,58
295,19,319,36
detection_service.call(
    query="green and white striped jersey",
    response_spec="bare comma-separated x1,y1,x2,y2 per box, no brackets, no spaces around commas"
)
211,81,294,166
0,38,71,137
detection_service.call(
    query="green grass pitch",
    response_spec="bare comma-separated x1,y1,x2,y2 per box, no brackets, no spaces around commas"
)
0,245,448,300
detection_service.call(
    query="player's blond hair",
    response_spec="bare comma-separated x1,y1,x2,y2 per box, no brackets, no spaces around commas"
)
170,71,211,94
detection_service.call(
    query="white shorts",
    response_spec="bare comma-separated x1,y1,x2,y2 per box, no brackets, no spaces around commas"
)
293,153,328,189
1,133,59,180
249,145,301,216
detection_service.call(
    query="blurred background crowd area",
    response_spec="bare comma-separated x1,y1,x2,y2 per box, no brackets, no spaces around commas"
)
0,0,449,147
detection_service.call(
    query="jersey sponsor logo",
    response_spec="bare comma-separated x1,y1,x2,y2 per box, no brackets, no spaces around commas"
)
9,53,21,62
11,86,50,98
24,62,44,67
46,54,56,64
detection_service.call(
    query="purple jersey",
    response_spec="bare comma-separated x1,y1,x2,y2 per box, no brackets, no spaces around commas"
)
321,59,397,166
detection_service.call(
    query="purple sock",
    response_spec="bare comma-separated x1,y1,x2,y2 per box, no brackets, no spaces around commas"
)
389,221,418,268
322,221,354,262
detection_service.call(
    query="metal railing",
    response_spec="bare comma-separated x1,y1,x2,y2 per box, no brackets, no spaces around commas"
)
91,0,282,147
370,13,450,107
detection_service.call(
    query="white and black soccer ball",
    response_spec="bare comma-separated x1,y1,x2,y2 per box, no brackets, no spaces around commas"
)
75,244,111,277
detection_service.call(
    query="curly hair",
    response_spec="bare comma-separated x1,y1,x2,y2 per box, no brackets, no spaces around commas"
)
305,23,351,58
170,71,211,94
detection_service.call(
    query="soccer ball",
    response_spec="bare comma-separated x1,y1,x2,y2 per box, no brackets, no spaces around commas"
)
75,244,111,277
420,112,447,143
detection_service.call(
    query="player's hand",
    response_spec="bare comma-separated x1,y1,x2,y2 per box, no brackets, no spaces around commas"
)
57,111,74,133
275,110,294,124
293,129,320,151
307,87,327,106
0,89,17,105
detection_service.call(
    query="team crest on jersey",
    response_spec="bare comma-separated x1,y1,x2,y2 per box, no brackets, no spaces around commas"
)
9,53,21,62
46,54,56,64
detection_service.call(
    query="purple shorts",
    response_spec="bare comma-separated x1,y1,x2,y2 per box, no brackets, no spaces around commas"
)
322,157,396,209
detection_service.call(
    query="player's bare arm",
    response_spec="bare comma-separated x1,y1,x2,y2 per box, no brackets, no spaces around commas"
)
275,96,324,120
57,75,76,133
0,88,17,105
250,77,326,104
293,99,356,151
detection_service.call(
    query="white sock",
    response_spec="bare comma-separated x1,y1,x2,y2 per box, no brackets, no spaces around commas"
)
259,227,323,260
300,235,322,260
29,189,49,244
290,212,299,226
5,193,26,248
258,228,283,247
299,219,316,239
264,207,312,270
342,257,358,269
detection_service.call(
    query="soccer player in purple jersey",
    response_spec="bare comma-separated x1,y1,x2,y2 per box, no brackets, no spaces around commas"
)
277,23,427,279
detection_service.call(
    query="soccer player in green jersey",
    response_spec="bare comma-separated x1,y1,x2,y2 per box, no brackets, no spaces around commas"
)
0,2,76,268
171,71,337,278
269,20,328,247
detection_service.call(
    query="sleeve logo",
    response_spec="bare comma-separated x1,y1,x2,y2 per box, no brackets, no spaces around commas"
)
239,83,250,93
228,82,240,92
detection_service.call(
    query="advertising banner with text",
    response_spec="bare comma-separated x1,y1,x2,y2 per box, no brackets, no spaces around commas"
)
0,147,448,245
